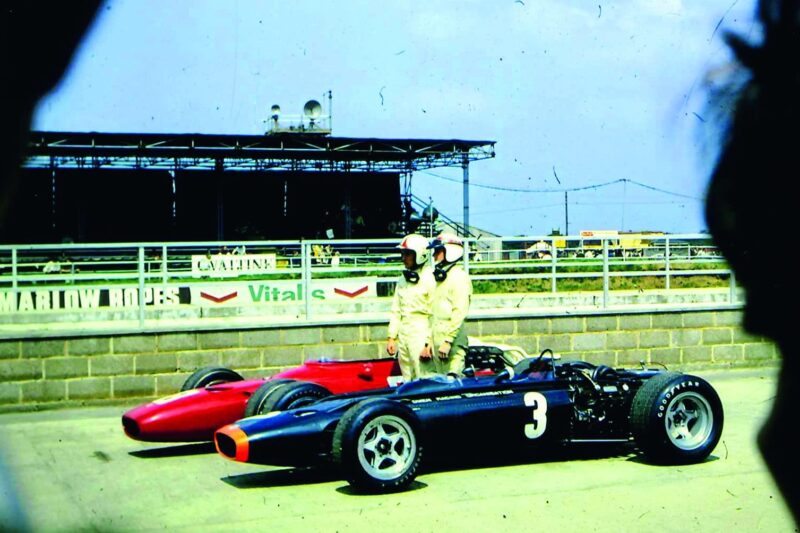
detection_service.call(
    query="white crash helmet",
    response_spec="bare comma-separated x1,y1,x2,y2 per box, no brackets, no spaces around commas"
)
396,233,429,267
428,232,464,263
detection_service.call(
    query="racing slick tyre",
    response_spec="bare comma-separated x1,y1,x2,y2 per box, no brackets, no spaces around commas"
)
180,367,244,391
332,399,422,493
243,379,297,417
630,372,723,464
257,381,332,412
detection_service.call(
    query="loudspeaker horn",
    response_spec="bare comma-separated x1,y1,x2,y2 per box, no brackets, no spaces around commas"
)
303,99,322,119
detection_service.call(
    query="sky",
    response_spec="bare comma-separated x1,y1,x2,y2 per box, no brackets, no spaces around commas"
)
32,0,760,237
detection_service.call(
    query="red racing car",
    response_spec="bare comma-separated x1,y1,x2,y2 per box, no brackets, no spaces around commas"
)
122,340,525,443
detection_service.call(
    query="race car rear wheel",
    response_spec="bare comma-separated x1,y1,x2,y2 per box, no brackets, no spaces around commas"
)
257,381,331,412
243,379,297,417
630,372,723,464
332,399,422,493
180,367,244,391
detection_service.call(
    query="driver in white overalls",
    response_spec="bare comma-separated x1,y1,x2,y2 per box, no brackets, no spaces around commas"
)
428,233,473,376
386,234,435,382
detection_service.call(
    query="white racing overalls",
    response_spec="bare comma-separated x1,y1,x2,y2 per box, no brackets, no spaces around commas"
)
430,263,472,375
388,265,435,382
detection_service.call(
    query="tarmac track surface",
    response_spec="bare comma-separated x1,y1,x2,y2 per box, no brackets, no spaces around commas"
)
0,367,796,533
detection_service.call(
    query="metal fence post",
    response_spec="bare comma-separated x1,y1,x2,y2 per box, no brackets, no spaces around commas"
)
11,248,18,305
550,239,557,293
665,237,671,290
729,270,737,303
161,244,168,285
302,241,311,319
138,246,145,327
602,238,609,308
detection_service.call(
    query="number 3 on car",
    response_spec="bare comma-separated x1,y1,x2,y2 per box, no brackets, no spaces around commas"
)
523,391,547,439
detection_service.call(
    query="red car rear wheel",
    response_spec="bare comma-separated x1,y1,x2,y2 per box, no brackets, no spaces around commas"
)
180,367,244,391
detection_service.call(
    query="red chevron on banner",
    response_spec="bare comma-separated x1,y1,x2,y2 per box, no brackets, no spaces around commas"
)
200,291,238,303
334,286,368,298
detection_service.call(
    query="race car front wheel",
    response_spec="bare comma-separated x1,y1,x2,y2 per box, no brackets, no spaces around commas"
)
332,399,422,493
180,367,244,391
630,372,724,464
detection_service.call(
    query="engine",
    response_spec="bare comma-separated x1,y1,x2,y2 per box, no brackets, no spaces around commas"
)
555,361,643,440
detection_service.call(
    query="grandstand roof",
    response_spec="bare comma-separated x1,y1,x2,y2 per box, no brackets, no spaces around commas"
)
24,131,495,172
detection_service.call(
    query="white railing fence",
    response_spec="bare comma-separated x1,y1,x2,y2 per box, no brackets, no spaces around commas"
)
0,234,733,331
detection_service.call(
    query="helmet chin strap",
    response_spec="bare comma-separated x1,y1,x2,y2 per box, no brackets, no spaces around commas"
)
433,261,456,282
402,269,420,284
401,252,425,283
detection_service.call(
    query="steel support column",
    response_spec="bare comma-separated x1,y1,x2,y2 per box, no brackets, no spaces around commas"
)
462,153,469,237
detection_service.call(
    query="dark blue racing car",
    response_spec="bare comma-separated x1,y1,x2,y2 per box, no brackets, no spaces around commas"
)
214,350,724,492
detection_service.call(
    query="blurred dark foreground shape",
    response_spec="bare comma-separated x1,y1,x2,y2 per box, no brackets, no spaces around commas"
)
1,3,103,530
705,0,800,524
0,2,102,233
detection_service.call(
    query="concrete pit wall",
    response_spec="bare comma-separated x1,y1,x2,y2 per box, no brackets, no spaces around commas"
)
0,308,779,412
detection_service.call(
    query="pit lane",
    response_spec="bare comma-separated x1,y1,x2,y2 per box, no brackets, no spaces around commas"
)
0,367,794,532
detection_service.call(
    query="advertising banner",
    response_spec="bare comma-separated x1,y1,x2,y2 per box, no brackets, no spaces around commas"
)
191,253,277,278
1,279,376,313
192,279,376,306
